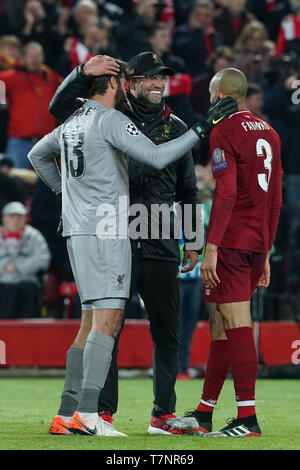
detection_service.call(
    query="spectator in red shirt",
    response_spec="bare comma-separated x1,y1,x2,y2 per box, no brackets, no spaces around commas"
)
274,2,300,57
57,14,116,78
0,35,22,152
0,35,22,70
57,15,100,78
167,68,282,437
0,41,61,169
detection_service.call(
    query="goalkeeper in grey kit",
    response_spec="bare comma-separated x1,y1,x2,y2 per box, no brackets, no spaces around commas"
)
28,59,237,437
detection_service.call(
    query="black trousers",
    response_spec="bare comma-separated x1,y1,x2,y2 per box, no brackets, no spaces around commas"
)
0,282,41,318
98,251,180,417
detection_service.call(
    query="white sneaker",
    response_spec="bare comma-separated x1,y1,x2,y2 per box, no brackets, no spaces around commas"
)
68,412,127,436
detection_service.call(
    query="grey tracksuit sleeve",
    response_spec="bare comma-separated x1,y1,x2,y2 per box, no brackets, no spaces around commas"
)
27,105,200,198
28,128,62,195
105,110,199,169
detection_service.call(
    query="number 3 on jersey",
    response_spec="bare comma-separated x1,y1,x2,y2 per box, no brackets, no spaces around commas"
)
256,138,272,192
62,126,85,178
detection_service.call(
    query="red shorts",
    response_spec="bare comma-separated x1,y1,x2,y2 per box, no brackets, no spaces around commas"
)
203,247,267,303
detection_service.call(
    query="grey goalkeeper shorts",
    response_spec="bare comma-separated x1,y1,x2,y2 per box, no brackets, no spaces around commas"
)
66,235,131,310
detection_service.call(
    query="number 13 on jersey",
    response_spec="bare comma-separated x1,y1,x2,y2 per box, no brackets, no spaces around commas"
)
62,125,85,179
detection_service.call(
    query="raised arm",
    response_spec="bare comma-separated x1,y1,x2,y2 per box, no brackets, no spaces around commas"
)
49,56,120,123
106,97,238,170
126,127,200,170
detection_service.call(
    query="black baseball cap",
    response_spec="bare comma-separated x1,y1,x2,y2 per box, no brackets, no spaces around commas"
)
127,51,174,78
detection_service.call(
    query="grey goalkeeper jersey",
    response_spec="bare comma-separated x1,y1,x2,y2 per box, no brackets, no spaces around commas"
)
28,99,199,237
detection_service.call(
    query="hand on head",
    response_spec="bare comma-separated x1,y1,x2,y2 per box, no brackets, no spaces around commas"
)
83,55,120,77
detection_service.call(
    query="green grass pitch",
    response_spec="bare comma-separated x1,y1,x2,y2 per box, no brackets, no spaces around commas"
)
0,376,299,451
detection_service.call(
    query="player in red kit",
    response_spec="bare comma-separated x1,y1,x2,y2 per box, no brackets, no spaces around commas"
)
167,68,282,437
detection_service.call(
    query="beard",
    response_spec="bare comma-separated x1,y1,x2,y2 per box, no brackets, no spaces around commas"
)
114,83,127,112
134,80,164,104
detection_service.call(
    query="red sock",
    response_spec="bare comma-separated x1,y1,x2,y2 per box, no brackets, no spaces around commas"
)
197,339,231,413
225,327,258,419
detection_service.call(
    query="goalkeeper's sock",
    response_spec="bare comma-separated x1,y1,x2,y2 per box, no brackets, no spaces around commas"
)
225,327,258,419
58,345,83,417
196,339,231,413
57,415,72,423
77,331,114,413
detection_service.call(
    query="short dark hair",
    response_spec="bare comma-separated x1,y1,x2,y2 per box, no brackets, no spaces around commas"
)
21,41,43,56
207,46,235,71
192,0,213,10
246,82,262,99
147,22,168,39
87,59,129,97
0,156,13,169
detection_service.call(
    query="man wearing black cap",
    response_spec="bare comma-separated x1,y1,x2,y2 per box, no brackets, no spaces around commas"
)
48,52,206,434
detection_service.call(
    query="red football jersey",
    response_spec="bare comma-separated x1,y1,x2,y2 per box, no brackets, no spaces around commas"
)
207,110,282,253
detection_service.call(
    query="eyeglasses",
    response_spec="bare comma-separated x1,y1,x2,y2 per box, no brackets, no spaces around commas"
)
134,74,168,82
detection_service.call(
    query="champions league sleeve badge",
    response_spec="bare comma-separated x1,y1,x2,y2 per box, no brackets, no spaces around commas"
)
126,123,140,136
212,148,228,172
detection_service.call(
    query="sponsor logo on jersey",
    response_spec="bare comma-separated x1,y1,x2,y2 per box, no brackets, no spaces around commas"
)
212,147,228,172
126,123,140,136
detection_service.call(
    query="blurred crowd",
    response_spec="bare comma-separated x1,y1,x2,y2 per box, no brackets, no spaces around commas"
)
0,0,300,322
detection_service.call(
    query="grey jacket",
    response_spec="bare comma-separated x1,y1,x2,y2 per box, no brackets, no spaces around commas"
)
0,225,51,284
